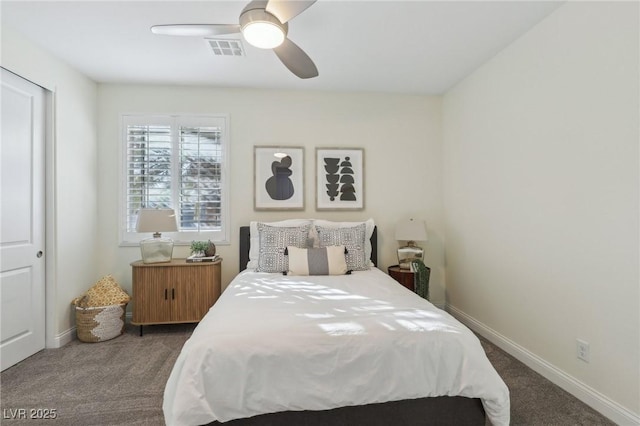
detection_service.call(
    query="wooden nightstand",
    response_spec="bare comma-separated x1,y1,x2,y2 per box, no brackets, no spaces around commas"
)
388,265,415,291
131,258,221,336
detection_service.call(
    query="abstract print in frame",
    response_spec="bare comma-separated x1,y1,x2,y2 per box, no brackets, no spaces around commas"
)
316,148,364,210
254,146,304,210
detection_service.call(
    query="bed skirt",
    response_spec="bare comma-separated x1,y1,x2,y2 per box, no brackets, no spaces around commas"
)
207,396,485,426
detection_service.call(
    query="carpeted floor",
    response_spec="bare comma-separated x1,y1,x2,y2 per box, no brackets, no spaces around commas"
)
477,339,614,426
1,323,614,425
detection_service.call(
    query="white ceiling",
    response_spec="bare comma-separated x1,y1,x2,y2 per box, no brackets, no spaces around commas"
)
2,0,564,94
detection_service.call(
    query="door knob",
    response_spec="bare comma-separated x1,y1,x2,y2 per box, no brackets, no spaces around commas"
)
36,251,43,258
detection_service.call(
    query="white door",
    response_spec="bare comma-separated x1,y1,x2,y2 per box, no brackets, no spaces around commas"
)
0,68,46,371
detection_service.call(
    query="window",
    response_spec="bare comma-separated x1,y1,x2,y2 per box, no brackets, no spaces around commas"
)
121,114,229,245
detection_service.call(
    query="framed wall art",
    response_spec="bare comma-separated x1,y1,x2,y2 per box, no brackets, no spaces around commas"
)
316,148,364,211
254,146,304,210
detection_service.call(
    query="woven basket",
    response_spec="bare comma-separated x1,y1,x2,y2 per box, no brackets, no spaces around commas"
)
75,303,127,343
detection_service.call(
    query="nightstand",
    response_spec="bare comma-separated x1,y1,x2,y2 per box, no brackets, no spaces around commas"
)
131,258,221,336
388,265,416,291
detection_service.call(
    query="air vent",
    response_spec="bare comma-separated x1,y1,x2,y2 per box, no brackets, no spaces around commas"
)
207,39,245,57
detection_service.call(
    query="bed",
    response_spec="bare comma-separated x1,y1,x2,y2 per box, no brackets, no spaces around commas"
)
163,221,510,426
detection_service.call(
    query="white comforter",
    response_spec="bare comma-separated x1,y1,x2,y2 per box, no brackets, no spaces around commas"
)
163,268,510,425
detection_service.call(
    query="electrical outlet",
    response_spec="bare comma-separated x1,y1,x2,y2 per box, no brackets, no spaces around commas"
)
576,339,590,363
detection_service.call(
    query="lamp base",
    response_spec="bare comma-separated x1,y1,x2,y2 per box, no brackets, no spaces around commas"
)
397,244,424,269
140,236,174,264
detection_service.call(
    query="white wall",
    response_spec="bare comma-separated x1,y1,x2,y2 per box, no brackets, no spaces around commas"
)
1,26,99,345
96,85,445,302
442,1,639,422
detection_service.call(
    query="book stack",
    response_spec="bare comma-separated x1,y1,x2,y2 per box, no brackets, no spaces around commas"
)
186,254,220,263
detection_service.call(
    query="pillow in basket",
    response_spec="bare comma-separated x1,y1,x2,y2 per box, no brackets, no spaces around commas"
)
83,275,130,307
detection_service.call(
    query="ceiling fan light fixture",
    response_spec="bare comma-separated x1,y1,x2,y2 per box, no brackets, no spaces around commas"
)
151,0,317,79
243,22,285,49
240,8,287,49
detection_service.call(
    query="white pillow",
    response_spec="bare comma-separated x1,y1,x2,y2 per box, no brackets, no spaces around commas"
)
247,219,313,270
312,218,375,266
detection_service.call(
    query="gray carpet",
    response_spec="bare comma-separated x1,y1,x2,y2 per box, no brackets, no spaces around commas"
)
1,324,614,425
478,339,614,426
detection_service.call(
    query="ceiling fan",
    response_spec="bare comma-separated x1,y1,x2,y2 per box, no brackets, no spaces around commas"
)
151,0,318,79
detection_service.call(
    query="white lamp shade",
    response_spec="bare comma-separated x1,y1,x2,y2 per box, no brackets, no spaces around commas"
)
136,208,178,233
395,218,428,242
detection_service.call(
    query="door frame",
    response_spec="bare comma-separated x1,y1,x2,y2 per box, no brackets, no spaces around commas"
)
43,87,57,348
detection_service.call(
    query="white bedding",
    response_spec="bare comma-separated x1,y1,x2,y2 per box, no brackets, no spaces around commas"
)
163,268,510,426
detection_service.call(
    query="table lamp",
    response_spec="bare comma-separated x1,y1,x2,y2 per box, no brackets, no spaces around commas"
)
136,208,178,263
395,218,428,269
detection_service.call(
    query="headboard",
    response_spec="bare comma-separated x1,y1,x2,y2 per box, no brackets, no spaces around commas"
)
239,226,378,271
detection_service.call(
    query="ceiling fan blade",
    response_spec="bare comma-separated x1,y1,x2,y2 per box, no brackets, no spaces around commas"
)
273,38,318,79
265,0,316,23
151,24,240,37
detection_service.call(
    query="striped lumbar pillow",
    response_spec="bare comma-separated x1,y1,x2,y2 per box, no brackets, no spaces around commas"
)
287,245,348,276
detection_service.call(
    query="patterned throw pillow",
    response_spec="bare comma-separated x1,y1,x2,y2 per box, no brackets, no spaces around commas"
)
312,219,375,265
257,224,311,273
247,219,313,269
73,275,130,307
287,246,348,276
315,223,369,271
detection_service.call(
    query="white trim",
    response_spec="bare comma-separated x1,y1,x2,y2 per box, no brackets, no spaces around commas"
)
45,88,57,349
50,327,76,349
432,301,446,310
446,304,640,426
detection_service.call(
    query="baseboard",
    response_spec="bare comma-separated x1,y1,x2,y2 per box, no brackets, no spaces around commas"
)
47,326,76,349
446,304,640,426
432,301,446,310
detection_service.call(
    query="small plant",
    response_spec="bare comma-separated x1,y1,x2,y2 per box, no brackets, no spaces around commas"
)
190,241,209,256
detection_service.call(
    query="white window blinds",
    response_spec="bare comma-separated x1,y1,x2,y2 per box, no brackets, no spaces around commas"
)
178,125,223,231
126,123,172,231
121,115,229,244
